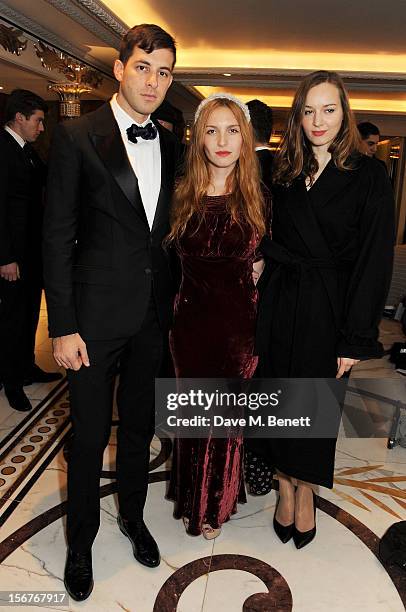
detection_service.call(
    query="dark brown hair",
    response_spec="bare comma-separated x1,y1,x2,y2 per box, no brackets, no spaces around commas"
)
5,89,48,125
119,23,176,67
357,121,380,140
247,99,273,144
273,70,361,186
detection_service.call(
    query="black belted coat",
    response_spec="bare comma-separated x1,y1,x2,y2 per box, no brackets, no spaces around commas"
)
252,154,395,487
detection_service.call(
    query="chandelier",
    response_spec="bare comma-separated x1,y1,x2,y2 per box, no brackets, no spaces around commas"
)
48,81,92,118
34,41,102,119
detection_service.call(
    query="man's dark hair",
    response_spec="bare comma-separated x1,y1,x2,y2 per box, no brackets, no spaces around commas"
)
119,23,176,67
5,89,48,125
247,99,273,144
357,121,380,140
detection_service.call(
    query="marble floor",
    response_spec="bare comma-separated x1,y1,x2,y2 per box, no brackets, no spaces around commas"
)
0,305,405,611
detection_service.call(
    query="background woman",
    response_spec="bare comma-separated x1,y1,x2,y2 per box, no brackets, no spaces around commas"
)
250,70,394,549
167,94,266,538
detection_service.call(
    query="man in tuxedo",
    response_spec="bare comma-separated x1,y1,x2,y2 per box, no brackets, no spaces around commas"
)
0,89,62,413
43,24,179,601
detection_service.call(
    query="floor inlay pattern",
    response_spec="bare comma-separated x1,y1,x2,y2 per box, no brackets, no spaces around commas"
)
0,383,69,523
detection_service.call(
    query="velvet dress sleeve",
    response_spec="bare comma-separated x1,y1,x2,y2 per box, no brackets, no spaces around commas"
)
336,160,395,359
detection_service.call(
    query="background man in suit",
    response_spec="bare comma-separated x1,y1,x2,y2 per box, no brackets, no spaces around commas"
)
247,98,274,192
245,99,274,496
0,89,61,412
357,121,381,157
43,24,179,601
357,121,388,172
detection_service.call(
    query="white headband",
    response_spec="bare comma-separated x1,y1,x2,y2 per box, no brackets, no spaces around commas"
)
194,93,251,124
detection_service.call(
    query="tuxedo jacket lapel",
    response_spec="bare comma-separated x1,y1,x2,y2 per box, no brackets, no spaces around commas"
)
151,122,172,233
88,104,148,226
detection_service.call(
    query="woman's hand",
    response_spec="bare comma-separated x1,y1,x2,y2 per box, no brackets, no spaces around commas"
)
252,258,265,285
336,357,359,378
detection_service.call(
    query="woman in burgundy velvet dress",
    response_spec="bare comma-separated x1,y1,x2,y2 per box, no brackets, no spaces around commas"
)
166,94,266,538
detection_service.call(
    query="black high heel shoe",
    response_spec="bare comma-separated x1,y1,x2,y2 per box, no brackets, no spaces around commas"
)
273,494,294,544
293,491,317,549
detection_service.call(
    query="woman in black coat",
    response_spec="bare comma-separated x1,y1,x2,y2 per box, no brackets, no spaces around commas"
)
250,70,394,549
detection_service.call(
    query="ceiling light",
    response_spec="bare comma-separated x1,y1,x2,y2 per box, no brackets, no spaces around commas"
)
0,86,3,90
223,73,232,77
194,86,406,114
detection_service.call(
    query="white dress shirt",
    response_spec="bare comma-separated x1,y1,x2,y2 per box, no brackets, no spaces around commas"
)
110,94,161,229
5,125,25,148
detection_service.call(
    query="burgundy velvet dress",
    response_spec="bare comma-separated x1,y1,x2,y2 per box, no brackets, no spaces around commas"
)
167,194,259,535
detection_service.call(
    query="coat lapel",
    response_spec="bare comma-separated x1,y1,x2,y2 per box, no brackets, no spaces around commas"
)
284,160,359,260
282,174,343,324
88,104,148,226
306,159,357,208
283,178,333,261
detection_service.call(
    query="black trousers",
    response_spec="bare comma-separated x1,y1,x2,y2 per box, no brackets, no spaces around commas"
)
66,298,164,552
0,267,42,387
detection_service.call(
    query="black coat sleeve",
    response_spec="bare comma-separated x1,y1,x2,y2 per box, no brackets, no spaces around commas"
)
336,161,395,359
43,123,81,337
0,142,14,266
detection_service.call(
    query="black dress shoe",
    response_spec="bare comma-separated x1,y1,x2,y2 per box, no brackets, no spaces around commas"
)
64,548,93,601
4,387,32,412
117,514,160,567
293,492,317,549
24,364,63,386
273,495,294,543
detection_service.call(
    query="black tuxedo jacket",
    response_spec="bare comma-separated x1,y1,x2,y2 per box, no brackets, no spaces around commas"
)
43,103,179,340
0,130,46,267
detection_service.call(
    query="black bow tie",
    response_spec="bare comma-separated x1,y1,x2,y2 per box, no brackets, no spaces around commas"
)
126,122,157,143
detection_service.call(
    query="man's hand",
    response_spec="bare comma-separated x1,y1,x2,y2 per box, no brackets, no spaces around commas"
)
336,357,359,378
0,262,20,281
52,333,90,371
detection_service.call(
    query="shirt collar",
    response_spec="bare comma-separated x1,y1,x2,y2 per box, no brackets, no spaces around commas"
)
5,125,25,148
110,93,152,131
